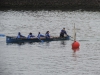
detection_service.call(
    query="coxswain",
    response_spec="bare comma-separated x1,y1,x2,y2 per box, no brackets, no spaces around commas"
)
60,28,67,37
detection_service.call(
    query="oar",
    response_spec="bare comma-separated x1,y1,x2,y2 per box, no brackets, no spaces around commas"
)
37,37,44,43
0,34,5,37
69,36,74,39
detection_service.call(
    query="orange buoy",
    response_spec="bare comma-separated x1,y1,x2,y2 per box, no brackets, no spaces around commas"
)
72,41,80,52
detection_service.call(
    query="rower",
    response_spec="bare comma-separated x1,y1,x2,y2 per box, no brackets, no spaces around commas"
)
37,32,45,39
60,28,67,38
17,32,25,38
45,31,50,38
27,32,35,39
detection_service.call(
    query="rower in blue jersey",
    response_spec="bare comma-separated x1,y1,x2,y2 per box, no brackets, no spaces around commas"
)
17,32,25,38
60,28,67,37
37,32,45,39
27,32,35,39
45,31,50,38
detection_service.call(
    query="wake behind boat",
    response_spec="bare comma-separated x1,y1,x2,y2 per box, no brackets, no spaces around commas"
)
6,35,70,43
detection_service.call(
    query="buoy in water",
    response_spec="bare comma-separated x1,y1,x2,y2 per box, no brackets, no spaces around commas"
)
72,41,80,52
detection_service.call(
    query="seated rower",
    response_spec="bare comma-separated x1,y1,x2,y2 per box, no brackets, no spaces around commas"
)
17,32,25,38
60,28,67,38
27,32,35,39
37,32,45,39
45,31,50,38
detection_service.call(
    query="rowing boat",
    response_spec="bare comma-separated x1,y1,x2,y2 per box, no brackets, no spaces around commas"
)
6,35,70,43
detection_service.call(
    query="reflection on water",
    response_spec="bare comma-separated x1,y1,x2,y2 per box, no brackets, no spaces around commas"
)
72,52,78,61
60,41,66,46
6,41,51,48
45,41,50,46
6,42,25,45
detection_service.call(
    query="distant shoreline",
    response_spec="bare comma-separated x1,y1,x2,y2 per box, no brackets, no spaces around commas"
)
0,0,100,11
0,6,100,11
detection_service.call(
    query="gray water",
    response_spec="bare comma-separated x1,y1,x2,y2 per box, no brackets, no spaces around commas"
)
0,10,100,75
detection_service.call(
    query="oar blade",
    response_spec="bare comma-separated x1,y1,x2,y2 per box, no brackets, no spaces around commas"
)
0,34,5,37
40,39,44,43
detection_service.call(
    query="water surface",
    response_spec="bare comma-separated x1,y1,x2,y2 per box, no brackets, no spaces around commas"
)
0,10,100,75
